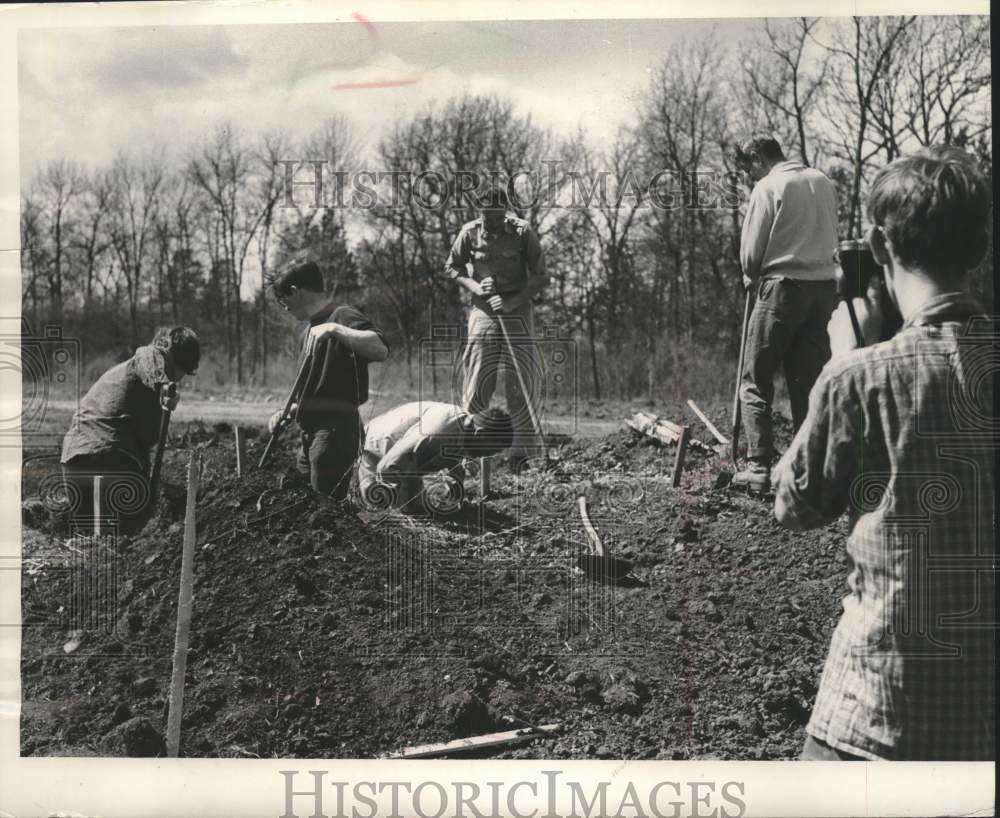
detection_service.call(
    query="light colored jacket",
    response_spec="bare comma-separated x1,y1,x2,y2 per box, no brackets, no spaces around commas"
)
740,160,838,282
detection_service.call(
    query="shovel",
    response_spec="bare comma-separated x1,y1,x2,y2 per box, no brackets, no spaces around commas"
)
731,288,754,464
148,382,176,510
258,351,313,469
575,496,633,581
497,313,548,463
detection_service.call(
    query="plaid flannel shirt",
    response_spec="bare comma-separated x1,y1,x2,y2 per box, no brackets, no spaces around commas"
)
773,293,996,760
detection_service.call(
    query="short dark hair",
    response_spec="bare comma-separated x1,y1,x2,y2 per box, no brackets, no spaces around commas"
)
272,260,324,298
468,407,514,455
867,146,991,278
477,184,510,211
152,326,200,375
732,133,784,168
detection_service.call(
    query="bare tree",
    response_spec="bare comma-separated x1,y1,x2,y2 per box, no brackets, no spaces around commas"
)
20,191,47,328
108,152,165,348
251,131,292,385
894,16,991,149
813,16,915,235
37,159,85,316
739,18,830,166
75,168,114,308
187,124,271,384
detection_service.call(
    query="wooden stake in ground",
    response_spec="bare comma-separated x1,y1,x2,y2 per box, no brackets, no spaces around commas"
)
166,449,200,758
671,425,691,488
686,399,729,446
234,426,246,476
92,475,102,538
479,456,492,497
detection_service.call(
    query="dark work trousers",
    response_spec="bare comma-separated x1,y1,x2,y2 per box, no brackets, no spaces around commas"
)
297,411,363,500
61,451,152,535
740,277,839,461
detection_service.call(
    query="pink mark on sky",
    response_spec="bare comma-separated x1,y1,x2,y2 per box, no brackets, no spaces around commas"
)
331,78,421,91
330,13,422,91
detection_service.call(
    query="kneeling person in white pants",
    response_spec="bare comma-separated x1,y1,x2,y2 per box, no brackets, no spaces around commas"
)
359,402,513,512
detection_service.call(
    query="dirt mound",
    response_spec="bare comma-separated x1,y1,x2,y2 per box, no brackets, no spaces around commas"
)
21,409,844,759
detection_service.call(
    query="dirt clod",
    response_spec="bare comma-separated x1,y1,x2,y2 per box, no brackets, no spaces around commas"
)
99,717,165,757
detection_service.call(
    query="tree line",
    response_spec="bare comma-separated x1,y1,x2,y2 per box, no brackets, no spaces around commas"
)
21,16,991,398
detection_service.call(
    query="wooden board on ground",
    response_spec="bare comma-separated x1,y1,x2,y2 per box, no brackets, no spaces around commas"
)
383,724,561,759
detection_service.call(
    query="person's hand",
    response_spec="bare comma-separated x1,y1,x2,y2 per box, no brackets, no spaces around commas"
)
828,280,884,357
480,276,496,296
306,322,341,352
742,273,754,291
268,410,283,435
487,295,509,313
160,382,179,412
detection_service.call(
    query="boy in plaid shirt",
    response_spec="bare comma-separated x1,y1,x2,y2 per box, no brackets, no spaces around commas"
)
773,146,995,760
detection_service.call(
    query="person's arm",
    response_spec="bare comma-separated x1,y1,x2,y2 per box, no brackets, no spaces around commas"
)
311,324,388,362
739,184,776,282
377,424,425,484
497,227,548,312
307,308,389,362
772,366,862,530
445,225,485,298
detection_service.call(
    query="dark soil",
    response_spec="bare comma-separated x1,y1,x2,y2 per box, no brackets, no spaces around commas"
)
20,408,846,759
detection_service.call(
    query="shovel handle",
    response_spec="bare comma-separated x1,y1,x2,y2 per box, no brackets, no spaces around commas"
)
731,288,754,463
148,403,173,507
258,351,313,469
577,496,604,557
497,314,546,458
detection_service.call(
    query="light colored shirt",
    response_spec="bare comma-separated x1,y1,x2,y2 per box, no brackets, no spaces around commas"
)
773,293,995,760
445,214,547,313
740,160,839,282
364,401,470,482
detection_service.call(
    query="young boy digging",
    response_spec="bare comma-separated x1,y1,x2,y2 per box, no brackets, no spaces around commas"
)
773,146,995,760
270,260,388,499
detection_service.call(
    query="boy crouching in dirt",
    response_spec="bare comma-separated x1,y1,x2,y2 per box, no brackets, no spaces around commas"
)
270,260,388,500
61,326,200,534
772,146,995,760
358,402,513,513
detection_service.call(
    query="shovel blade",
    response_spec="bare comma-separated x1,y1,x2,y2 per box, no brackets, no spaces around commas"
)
576,553,634,582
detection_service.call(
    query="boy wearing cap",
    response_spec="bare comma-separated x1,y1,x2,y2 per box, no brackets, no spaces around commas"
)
445,186,548,466
358,403,513,512
60,325,200,534
773,146,995,760
270,260,388,499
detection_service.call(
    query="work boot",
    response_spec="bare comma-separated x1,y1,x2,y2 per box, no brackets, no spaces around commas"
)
731,459,771,494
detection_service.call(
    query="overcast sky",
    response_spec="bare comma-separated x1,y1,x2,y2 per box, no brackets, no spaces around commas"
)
18,18,751,176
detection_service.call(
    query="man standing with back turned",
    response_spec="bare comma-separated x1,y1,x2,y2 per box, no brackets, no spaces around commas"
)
732,134,839,494
445,186,548,466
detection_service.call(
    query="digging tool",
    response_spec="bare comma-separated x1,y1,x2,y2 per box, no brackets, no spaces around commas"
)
496,313,547,461
576,495,633,581
148,382,176,511
731,288,754,463
258,351,313,469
